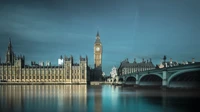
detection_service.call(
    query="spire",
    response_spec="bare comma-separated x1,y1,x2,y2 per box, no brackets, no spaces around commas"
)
163,55,167,62
96,31,100,37
8,38,12,48
95,31,101,43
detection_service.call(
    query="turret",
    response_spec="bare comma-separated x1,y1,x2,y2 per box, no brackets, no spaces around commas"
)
192,58,195,64
134,58,136,63
6,38,15,65
142,58,145,63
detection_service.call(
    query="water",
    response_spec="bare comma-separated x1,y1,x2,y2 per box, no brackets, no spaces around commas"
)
0,85,199,112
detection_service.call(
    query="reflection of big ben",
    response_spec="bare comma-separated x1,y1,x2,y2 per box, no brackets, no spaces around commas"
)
94,31,102,69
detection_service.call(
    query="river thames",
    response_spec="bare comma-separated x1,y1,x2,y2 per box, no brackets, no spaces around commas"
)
0,85,199,112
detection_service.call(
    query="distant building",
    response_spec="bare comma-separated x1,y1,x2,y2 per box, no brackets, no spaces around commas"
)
58,55,64,66
0,39,89,84
110,66,117,78
159,58,196,68
118,58,155,75
102,72,105,77
39,61,44,66
46,61,51,66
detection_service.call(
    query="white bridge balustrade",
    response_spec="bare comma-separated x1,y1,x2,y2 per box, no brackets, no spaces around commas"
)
111,63,200,88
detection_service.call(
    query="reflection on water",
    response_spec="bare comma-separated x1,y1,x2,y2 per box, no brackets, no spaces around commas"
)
0,85,87,112
0,85,200,112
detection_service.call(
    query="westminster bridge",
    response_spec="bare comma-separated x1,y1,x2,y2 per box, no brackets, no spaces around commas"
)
111,62,200,88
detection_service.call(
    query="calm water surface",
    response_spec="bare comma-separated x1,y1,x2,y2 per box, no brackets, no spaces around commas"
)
0,85,199,112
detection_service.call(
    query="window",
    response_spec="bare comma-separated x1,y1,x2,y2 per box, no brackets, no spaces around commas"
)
44,76,47,79
37,76,39,79
56,76,58,79
82,70,84,74
21,76,24,79
67,75,69,79
0,76,2,79
26,76,28,79
48,76,50,79
52,76,54,79
12,76,14,79
8,76,10,79
82,75,85,79
60,76,62,79
33,76,35,79
4,76,6,79
41,76,43,79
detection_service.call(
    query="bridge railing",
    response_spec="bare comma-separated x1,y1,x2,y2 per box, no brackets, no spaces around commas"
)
122,62,200,76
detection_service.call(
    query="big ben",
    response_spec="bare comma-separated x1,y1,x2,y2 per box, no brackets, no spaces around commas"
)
94,31,103,81
94,31,102,69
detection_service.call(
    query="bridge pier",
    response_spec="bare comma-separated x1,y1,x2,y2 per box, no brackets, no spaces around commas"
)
136,74,139,86
162,71,168,88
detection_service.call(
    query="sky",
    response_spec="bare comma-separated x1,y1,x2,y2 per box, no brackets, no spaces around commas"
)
0,0,200,75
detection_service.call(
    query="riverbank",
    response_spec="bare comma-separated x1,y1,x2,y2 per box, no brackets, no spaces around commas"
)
0,82,87,85
90,81,111,85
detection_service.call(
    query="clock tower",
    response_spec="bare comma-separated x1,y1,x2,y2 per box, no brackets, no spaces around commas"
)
94,31,102,69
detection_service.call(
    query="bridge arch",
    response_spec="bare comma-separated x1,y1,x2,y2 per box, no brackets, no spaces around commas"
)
167,69,200,87
119,77,124,82
139,73,162,86
139,73,162,82
113,79,116,82
125,76,136,82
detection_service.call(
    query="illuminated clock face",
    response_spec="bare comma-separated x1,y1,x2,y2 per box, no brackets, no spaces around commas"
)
96,47,100,51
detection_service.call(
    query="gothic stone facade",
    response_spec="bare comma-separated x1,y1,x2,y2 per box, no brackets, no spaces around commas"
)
0,39,89,84
0,56,89,84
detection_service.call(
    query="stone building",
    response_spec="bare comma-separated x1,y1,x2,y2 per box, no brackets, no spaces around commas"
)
110,66,117,78
159,57,196,68
0,39,89,84
118,58,155,76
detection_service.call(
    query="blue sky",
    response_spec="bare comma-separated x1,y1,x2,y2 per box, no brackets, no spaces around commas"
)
0,0,200,75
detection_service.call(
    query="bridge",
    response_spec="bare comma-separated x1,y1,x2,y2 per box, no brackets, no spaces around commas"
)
111,63,200,88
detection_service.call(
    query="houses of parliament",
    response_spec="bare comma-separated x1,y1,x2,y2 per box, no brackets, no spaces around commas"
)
0,32,103,84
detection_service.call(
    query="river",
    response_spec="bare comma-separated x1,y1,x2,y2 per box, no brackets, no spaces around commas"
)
0,85,199,112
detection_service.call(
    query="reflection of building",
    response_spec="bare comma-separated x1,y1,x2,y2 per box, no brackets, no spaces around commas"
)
0,85,87,112
0,39,89,84
110,66,117,78
118,58,155,75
